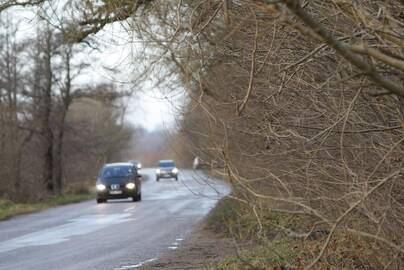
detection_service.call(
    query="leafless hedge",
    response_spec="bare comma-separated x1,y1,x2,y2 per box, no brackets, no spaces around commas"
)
133,1,404,268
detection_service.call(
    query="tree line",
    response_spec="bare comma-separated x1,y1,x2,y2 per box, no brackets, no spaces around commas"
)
0,12,132,201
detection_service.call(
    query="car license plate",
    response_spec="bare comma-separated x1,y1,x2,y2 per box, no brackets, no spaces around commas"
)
110,190,122,195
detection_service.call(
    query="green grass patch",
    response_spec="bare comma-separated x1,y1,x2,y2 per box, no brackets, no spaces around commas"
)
206,196,287,240
205,196,302,269
210,239,299,270
0,193,94,221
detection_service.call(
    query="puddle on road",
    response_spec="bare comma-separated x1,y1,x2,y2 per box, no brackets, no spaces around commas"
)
0,213,133,253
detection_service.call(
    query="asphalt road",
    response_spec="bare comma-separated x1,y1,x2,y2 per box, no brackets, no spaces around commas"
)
0,169,230,270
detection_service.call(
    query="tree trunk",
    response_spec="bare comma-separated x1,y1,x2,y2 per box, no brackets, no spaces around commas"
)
53,47,72,194
53,109,66,194
41,31,54,193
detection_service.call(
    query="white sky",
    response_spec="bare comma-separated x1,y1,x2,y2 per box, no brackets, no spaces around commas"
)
79,26,183,131
75,20,184,131
7,5,182,131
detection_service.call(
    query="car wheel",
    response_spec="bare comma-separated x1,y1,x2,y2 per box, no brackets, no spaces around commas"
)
175,176,178,181
156,177,159,181
133,192,141,202
97,199,105,204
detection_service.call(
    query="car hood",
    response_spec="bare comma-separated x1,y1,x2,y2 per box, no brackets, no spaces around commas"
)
100,177,132,185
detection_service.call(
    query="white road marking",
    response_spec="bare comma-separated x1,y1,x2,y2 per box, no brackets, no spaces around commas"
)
124,206,136,212
114,258,157,269
0,213,133,253
168,246,178,250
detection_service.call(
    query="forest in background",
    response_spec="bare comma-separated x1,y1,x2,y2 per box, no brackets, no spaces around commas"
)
0,12,136,200
0,0,403,268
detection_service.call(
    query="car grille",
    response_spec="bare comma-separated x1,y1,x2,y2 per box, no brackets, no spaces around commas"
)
109,184,124,190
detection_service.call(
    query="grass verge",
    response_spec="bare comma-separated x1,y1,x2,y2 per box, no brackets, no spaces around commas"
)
211,240,299,270
0,193,94,221
205,195,388,269
206,196,291,240
205,196,301,269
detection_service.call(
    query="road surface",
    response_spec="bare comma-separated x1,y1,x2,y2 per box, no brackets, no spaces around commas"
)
0,169,230,270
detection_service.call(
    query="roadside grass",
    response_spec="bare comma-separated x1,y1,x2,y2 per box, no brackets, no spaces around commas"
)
205,196,388,269
205,196,301,269
206,196,291,240
0,193,94,221
0,175,149,221
208,239,299,270
188,170,395,269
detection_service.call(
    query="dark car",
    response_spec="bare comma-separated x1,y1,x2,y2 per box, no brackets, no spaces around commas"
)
129,160,142,170
96,162,142,203
156,160,178,181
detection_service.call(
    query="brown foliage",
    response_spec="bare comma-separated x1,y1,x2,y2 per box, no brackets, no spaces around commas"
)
138,1,404,268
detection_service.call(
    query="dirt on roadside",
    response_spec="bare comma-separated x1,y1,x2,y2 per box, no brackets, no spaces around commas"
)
137,221,236,270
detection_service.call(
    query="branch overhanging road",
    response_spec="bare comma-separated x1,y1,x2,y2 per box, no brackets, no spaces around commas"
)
0,169,230,270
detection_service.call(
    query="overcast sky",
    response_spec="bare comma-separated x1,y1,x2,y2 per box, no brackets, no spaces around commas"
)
76,20,184,131
84,28,183,131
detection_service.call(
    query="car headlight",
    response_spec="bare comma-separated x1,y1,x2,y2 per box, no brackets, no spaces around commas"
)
126,183,135,189
96,184,106,191
156,169,161,174
172,168,178,174
137,163,142,169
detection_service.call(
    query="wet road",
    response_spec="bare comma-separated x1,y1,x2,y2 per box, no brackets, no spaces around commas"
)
0,169,230,270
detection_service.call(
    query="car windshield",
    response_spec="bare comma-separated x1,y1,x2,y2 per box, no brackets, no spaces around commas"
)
159,161,175,168
101,166,134,178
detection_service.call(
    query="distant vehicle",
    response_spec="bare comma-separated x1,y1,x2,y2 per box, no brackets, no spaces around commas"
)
192,156,218,169
156,160,178,181
96,162,142,203
129,160,142,170
192,157,200,170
